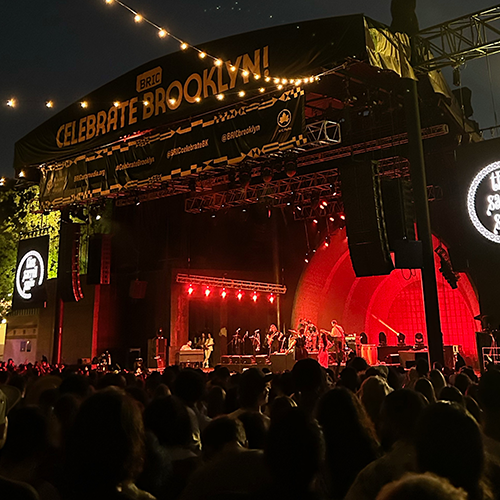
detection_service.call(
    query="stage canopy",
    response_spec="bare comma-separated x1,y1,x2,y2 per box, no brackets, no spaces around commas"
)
14,15,424,210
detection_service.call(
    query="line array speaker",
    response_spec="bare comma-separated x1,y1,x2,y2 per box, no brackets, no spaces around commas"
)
340,161,394,277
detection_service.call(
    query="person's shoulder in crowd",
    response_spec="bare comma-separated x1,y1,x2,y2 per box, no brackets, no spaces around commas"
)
0,475,40,500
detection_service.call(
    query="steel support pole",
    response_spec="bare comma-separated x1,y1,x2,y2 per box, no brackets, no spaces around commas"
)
403,78,445,367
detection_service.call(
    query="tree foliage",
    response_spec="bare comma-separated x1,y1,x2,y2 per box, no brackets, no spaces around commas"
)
0,185,60,319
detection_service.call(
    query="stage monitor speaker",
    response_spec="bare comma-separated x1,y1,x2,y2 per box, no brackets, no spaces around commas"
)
270,353,294,372
58,222,84,302
87,234,112,285
221,356,231,365
340,161,394,277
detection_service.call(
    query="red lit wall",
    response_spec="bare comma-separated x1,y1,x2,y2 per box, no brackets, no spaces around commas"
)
292,229,481,363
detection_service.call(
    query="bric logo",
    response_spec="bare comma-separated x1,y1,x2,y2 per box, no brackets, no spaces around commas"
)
136,67,163,93
277,109,292,128
467,161,500,243
15,250,45,300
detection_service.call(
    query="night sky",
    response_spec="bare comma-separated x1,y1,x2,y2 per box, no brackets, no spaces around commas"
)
2,0,499,178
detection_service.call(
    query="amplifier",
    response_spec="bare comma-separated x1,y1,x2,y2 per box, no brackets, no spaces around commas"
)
241,355,254,365
221,356,231,365
255,355,268,365
270,352,294,372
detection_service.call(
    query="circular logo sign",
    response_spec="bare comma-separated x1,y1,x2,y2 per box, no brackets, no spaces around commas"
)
277,109,292,128
467,161,500,243
15,250,45,300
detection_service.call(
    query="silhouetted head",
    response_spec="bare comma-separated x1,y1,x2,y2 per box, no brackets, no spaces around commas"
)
415,402,484,498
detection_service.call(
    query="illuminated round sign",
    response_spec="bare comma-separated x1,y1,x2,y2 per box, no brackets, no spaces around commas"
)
467,161,500,244
15,250,45,300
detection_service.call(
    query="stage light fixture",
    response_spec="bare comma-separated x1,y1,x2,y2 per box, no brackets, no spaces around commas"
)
284,158,297,178
268,294,275,304
340,214,345,220
329,217,334,222
237,290,243,300
188,285,194,295
324,236,330,247
205,287,211,297
262,166,273,183
313,219,318,224
221,288,227,299
252,292,258,302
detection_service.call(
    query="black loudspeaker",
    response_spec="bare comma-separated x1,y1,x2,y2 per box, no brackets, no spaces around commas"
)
58,222,84,302
87,235,112,285
340,161,394,277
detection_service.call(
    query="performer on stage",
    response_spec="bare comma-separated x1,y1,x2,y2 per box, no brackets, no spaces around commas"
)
318,331,333,368
330,320,345,363
180,340,192,350
267,324,281,354
249,329,261,355
289,327,308,361
203,333,214,368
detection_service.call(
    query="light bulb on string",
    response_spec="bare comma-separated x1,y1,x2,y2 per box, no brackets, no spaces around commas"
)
134,14,142,22
158,29,167,38
199,52,206,59
180,42,188,50
80,101,88,108
45,100,53,108
6,99,16,107
238,91,245,97
214,59,222,67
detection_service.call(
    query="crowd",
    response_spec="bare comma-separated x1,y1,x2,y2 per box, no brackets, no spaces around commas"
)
0,355,500,500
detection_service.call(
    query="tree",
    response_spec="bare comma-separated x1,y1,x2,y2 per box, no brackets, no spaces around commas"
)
0,183,60,319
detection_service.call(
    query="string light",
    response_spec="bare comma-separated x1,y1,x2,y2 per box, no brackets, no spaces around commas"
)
4,0,336,112
216,94,224,101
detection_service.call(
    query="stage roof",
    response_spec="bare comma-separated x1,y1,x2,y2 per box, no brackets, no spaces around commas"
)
13,15,444,209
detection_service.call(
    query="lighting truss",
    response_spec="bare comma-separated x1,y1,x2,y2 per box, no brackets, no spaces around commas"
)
184,124,448,213
414,5,500,72
176,273,287,294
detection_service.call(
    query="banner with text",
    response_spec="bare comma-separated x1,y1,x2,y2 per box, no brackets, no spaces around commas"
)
39,88,306,207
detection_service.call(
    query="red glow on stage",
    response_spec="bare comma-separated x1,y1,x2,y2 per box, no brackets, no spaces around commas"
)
292,229,481,365
188,285,194,295
205,287,211,297
221,288,227,299
269,294,275,304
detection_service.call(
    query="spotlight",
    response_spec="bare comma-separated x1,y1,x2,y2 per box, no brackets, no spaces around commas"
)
329,217,334,222
96,214,102,221
239,169,251,189
284,158,297,178
324,236,330,247
268,294,275,304
237,290,243,300
252,292,258,302
340,214,345,220
221,288,227,299
205,287,211,297
135,197,141,206
262,166,273,183
188,285,194,295
313,219,318,224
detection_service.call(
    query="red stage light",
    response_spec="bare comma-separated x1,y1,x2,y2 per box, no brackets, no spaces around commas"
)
313,219,318,224
269,294,275,304
188,285,194,295
329,217,334,222
221,288,227,299
205,287,211,297
237,290,243,300
252,292,258,302
340,214,346,220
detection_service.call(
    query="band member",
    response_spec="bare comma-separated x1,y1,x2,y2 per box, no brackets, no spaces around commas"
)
331,320,345,363
249,329,261,355
180,340,192,350
203,333,214,368
318,331,333,368
289,327,308,361
267,324,281,354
